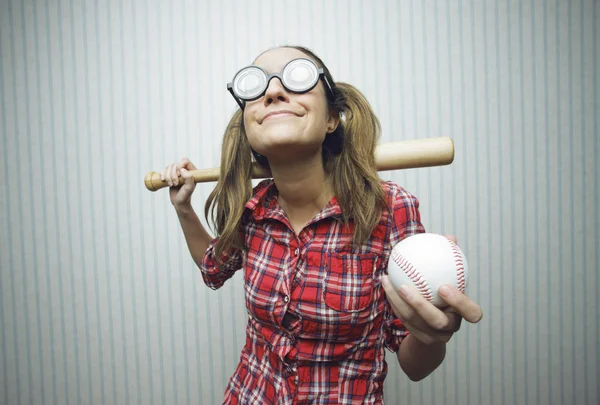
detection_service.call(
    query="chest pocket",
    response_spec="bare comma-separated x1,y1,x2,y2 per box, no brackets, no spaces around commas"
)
323,252,378,312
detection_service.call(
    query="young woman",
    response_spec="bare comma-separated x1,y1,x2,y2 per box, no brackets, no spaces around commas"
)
160,45,483,405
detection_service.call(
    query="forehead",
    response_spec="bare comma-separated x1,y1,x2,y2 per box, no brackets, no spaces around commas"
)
253,47,315,73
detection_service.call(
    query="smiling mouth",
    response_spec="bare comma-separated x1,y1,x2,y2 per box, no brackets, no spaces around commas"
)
261,110,302,123
264,112,296,120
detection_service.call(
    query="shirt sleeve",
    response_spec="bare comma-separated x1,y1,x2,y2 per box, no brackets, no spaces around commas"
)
383,182,426,352
199,237,244,290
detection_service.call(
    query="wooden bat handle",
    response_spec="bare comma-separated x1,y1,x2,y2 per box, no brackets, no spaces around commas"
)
144,136,454,191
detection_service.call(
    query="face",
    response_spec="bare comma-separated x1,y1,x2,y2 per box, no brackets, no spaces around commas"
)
243,47,339,163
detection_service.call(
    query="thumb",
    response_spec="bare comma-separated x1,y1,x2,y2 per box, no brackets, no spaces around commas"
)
180,168,195,185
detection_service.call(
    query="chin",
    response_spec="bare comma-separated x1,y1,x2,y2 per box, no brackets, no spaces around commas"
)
252,125,305,149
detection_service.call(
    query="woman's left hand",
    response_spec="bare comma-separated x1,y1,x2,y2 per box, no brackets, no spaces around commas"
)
382,235,483,346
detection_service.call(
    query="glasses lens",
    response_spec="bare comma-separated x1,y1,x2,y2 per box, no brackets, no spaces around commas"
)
233,67,267,99
282,59,318,92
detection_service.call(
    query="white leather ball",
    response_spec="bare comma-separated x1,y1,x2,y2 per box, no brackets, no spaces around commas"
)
387,233,469,307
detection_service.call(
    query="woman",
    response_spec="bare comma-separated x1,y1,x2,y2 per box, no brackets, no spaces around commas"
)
160,45,483,404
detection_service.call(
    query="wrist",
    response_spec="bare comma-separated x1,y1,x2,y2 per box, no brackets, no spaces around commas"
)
174,202,195,216
408,334,446,351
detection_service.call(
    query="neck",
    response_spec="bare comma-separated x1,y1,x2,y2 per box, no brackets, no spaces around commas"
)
268,150,333,215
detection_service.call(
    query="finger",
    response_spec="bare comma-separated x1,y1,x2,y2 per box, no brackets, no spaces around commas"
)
382,277,446,333
381,278,435,333
440,309,463,332
167,164,174,187
381,276,416,321
170,164,180,186
439,285,483,323
180,168,195,188
163,165,173,186
395,283,455,331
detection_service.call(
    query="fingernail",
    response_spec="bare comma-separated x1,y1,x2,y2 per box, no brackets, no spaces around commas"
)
381,275,390,287
439,285,452,297
399,284,412,298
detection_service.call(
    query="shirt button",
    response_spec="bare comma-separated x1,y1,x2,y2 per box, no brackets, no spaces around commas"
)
294,248,299,256
283,295,290,303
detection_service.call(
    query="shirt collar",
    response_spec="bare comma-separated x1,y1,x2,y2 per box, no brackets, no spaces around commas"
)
245,179,343,221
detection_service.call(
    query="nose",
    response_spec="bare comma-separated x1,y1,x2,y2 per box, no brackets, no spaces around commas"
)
263,76,289,106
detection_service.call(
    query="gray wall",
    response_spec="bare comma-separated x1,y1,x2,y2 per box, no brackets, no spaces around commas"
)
1,0,598,404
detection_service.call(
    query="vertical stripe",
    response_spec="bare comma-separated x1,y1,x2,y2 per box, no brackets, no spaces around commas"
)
409,0,418,202
93,0,117,403
520,1,532,403
165,1,180,403
554,2,565,401
543,1,553,401
58,0,80,401
80,0,105,403
579,3,587,403
192,0,205,401
43,1,62,402
178,0,192,402
457,2,471,403
504,0,517,400
529,1,540,403
16,1,39,403
567,2,576,402
155,0,168,402
31,0,53,402
33,0,58,402
481,0,494,398
66,0,94,402
141,0,155,400
103,0,120,402
594,0,599,401
8,1,28,403
432,1,447,399
130,1,144,403
493,1,505,402
469,1,482,403
421,2,432,289
117,0,135,402
0,17,13,405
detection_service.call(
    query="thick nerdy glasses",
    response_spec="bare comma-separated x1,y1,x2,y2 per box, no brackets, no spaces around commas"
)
227,58,335,110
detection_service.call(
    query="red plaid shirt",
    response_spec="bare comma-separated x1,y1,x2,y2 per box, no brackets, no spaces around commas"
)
200,179,425,405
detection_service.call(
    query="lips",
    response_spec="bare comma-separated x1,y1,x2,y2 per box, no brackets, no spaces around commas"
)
260,110,301,123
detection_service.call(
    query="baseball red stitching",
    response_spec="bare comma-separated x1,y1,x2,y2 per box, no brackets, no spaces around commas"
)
390,250,433,301
448,240,466,293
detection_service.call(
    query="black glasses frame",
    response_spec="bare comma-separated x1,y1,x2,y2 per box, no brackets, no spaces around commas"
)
227,58,335,110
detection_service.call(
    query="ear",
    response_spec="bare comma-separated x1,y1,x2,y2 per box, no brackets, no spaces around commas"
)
326,110,340,134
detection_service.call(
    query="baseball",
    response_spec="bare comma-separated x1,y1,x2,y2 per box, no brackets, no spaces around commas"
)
387,233,469,307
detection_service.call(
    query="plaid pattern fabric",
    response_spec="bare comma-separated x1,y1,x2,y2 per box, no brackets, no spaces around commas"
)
200,179,425,405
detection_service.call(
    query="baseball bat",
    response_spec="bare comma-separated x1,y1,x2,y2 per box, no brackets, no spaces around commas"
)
144,136,454,191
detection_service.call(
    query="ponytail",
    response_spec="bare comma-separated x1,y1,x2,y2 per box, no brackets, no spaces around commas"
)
205,109,253,266
328,82,387,248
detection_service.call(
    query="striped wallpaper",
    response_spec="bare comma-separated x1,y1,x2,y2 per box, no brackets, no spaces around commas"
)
0,0,598,404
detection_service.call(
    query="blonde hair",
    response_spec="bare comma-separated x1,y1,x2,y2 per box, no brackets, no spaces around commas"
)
205,46,387,265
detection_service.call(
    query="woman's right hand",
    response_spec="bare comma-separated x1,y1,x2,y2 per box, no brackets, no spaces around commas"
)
159,157,198,209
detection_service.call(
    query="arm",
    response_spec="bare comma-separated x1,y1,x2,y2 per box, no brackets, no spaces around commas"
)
397,335,446,381
175,204,213,269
